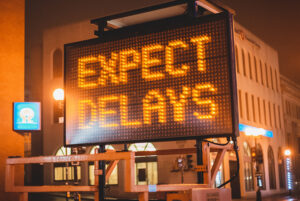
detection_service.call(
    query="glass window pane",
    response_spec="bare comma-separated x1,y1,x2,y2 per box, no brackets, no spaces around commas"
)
89,165,95,185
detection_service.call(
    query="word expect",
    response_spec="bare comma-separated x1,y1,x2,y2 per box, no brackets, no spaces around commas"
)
78,36,210,88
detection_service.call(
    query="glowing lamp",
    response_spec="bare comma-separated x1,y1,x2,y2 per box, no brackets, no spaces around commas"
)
53,88,64,100
284,149,291,157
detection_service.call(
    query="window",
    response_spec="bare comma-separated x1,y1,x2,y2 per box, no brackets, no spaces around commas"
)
273,104,277,128
89,145,118,185
257,97,262,123
243,142,254,191
238,90,243,119
210,151,224,188
53,48,63,78
263,100,267,125
248,53,252,80
265,63,269,88
278,106,282,129
256,144,266,189
270,67,274,90
268,102,272,127
278,147,286,189
54,147,81,182
268,146,277,189
235,46,240,73
242,49,246,76
254,56,258,82
251,95,256,122
245,93,250,120
129,143,158,185
274,70,279,92
260,60,264,85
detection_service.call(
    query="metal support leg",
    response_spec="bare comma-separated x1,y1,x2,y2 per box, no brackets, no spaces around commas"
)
196,139,203,184
98,145,106,201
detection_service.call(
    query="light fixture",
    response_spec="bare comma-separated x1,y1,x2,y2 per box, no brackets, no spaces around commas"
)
284,149,291,157
53,88,64,101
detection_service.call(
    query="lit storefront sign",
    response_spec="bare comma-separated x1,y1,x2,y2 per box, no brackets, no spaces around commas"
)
286,157,292,190
13,102,41,131
64,13,238,145
239,124,273,138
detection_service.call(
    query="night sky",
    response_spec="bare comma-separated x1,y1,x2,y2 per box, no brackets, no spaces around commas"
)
219,0,300,84
27,0,300,84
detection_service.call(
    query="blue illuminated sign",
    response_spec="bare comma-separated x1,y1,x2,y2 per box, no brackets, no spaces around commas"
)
239,124,273,138
13,102,41,131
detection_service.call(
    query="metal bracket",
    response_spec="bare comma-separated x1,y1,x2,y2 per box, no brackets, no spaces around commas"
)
195,165,208,172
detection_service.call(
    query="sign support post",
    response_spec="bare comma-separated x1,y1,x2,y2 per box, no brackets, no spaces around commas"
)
98,145,106,201
196,139,204,184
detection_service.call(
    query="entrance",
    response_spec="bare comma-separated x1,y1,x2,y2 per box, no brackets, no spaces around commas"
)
229,160,241,198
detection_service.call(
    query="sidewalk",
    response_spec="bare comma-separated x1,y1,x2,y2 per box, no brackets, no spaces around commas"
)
233,195,298,201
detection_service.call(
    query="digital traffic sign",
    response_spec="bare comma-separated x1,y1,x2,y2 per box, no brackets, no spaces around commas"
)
13,102,41,131
64,13,238,146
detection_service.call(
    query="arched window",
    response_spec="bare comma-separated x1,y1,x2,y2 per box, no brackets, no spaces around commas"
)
245,93,250,120
260,60,264,85
270,66,274,90
243,142,254,191
129,143,158,185
235,45,240,73
265,63,269,88
53,48,63,78
54,146,81,182
256,144,266,189
242,49,246,76
238,90,243,119
89,145,118,185
248,52,252,80
268,146,277,189
254,56,258,82
278,147,286,189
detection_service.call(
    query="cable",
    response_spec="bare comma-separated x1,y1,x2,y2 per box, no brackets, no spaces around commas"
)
202,137,231,146
217,137,239,188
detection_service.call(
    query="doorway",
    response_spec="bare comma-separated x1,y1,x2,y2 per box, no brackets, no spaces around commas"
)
229,160,241,198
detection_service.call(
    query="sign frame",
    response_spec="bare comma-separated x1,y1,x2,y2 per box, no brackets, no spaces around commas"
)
64,12,239,146
13,102,42,132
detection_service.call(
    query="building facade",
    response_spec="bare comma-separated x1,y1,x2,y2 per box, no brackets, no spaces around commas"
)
0,0,25,200
233,22,286,197
280,75,300,188
33,12,289,199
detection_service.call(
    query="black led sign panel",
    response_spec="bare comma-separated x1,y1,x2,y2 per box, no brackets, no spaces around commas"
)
64,13,238,146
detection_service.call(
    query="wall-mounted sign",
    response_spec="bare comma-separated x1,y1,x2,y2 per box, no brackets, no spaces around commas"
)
13,102,41,131
239,124,273,138
64,12,238,146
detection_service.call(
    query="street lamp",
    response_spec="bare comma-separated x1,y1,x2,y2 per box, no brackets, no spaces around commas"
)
284,149,291,157
53,88,64,100
53,88,64,123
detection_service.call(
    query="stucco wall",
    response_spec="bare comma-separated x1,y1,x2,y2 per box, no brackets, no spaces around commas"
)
0,0,25,200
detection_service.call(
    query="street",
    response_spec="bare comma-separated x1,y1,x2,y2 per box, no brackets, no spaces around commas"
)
29,193,299,201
